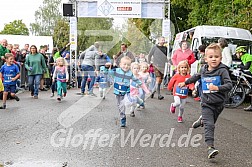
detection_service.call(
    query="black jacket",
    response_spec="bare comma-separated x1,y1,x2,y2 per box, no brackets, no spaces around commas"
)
185,63,232,105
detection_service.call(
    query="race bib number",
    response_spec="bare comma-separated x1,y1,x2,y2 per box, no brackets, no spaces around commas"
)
4,75,13,83
57,73,66,79
201,76,221,93
175,86,189,96
114,82,128,92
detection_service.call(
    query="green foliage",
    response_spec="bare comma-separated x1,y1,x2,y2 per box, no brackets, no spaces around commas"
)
53,19,70,49
131,0,252,45
171,0,252,33
30,0,62,36
0,20,29,35
126,19,154,54
77,17,113,54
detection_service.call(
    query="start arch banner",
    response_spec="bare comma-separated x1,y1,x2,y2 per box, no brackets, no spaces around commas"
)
77,0,164,19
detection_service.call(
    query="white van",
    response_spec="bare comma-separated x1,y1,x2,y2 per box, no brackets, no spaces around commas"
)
171,25,252,74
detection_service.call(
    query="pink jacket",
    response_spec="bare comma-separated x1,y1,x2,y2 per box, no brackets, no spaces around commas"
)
130,77,150,97
172,48,195,66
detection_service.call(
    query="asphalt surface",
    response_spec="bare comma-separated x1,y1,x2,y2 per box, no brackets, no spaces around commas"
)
0,87,252,167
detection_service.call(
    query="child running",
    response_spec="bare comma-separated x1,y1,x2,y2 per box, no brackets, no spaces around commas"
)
0,53,20,109
167,60,194,122
138,62,151,109
96,66,109,99
128,62,150,117
52,57,69,101
108,57,143,127
178,43,232,159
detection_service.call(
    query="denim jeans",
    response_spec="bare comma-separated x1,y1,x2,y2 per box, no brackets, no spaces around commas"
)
149,73,156,91
139,88,145,106
81,65,95,93
51,81,57,93
28,74,42,96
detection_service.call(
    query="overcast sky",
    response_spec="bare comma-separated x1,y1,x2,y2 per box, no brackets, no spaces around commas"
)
0,0,68,31
0,0,124,34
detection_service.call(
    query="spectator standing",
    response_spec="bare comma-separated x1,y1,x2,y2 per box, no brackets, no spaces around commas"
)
39,47,49,91
148,36,168,100
218,38,232,67
113,43,135,68
18,50,28,88
172,40,196,67
25,45,47,99
0,39,10,67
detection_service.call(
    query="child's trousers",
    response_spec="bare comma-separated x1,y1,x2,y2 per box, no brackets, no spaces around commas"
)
99,87,106,97
115,95,126,119
202,104,223,147
57,81,67,96
173,96,186,117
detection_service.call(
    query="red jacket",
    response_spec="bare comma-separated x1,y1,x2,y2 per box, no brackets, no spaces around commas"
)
167,73,194,99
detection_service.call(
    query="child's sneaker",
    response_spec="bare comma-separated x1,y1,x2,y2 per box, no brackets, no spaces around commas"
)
194,97,201,101
0,105,6,109
158,95,164,100
208,147,219,159
63,92,67,97
120,117,126,127
150,91,156,98
50,93,54,97
170,103,176,113
140,105,145,109
177,116,183,123
88,92,97,96
14,95,20,101
192,115,203,128
139,103,145,109
130,112,135,117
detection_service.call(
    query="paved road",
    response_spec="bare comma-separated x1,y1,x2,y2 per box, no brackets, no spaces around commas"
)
0,87,252,167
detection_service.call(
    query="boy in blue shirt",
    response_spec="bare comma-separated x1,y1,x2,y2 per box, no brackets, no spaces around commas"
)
0,53,20,109
108,56,142,127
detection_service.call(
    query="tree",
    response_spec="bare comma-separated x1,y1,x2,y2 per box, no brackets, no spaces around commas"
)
0,20,29,35
126,18,155,54
77,18,113,53
30,0,62,36
53,19,70,49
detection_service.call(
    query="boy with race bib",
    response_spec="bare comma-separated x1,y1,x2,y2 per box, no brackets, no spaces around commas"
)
108,56,143,127
167,60,194,123
178,43,232,159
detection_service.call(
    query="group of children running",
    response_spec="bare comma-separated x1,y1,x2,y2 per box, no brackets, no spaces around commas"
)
108,43,232,159
0,43,232,159
167,43,232,159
